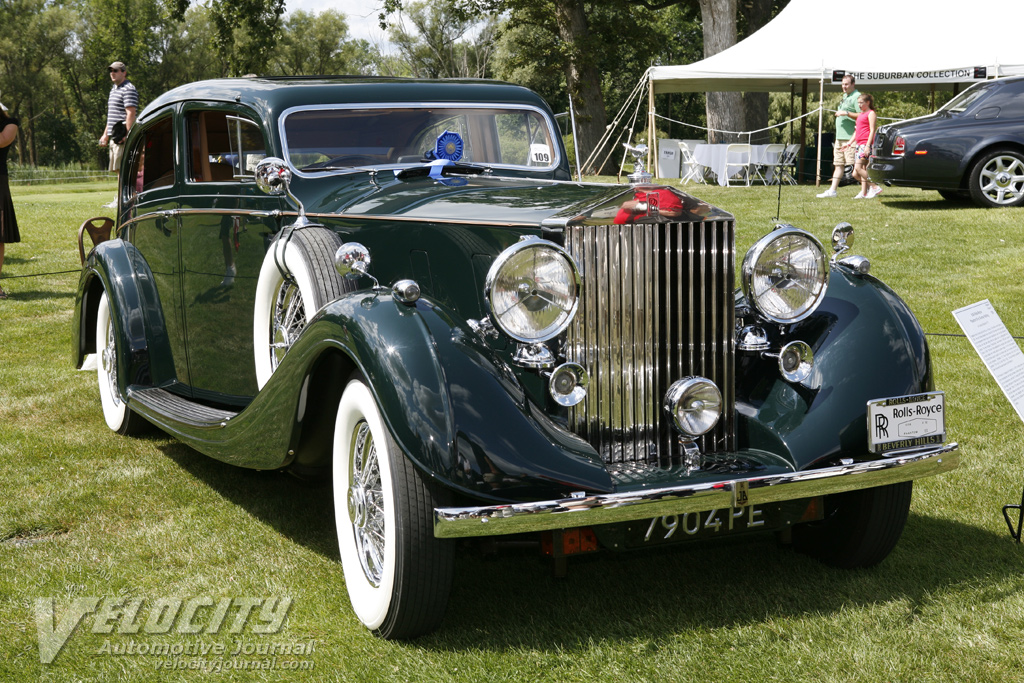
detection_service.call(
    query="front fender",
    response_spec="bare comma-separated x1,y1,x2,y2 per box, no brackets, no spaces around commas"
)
72,240,174,387
738,264,933,468
312,290,613,503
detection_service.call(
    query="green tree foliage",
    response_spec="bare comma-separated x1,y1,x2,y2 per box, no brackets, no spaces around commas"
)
389,1,498,79
0,0,74,165
168,0,286,76
271,10,379,76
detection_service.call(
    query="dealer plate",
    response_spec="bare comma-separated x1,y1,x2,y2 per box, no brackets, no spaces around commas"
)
867,391,945,455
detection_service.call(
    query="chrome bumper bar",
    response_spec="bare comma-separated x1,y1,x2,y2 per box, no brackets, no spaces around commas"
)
433,444,958,539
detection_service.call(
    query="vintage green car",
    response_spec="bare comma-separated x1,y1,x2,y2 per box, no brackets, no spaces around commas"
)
73,77,957,639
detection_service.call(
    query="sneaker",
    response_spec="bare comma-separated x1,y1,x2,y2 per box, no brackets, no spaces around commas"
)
816,189,837,198
221,264,236,287
866,185,883,199
102,199,118,209
853,191,865,199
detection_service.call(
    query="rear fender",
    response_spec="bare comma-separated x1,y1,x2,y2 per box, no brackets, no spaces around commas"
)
72,239,175,388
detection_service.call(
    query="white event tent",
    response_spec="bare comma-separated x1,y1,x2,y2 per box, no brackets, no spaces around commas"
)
649,0,1024,94
642,0,1024,180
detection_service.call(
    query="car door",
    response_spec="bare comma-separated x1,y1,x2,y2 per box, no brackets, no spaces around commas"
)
121,113,190,393
177,104,281,405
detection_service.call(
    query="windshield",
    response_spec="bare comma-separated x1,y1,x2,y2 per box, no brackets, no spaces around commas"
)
282,104,560,173
939,82,993,114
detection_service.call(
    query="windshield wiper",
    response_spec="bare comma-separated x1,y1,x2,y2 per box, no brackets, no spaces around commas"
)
395,161,490,180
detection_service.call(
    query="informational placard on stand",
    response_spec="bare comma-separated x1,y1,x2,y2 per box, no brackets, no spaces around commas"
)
953,299,1024,542
953,299,1024,423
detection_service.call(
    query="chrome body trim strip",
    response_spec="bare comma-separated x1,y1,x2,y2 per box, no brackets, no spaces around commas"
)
433,444,959,539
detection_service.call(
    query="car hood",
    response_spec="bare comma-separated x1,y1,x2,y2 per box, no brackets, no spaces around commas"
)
300,174,730,227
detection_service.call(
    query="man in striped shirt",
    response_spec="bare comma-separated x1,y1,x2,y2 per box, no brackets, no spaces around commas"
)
99,61,138,173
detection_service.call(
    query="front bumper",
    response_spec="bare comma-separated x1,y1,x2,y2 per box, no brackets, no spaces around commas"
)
433,444,958,539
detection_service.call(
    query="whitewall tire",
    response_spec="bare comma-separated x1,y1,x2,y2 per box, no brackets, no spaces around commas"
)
333,376,453,638
95,292,146,435
253,227,352,389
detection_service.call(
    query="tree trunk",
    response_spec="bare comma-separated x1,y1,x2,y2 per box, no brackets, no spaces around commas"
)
700,0,743,143
741,0,772,143
552,0,609,174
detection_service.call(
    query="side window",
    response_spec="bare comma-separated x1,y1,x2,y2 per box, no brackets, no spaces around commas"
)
125,115,174,201
187,110,266,182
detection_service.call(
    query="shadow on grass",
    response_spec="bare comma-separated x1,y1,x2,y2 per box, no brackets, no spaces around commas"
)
155,440,339,561
152,439,1021,649
0,289,76,301
877,198,974,211
426,513,1023,650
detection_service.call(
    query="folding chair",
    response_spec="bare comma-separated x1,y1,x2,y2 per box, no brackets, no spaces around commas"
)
776,144,800,185
78,216,115,265
679,141,705,184
755,144,786,184
724,144,752,187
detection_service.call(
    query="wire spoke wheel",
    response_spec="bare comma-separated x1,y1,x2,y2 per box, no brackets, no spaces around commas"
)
348,420,386,587
253,227,355,389
269,277,307,372
333,376,454,639
95,292,147,435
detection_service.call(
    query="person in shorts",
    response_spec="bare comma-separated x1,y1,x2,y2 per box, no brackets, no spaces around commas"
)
817,74,859,198
843,92,883,199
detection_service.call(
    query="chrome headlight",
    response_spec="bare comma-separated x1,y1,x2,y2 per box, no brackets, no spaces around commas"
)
741,226,829,324
664,377,722,438
485,238,580,343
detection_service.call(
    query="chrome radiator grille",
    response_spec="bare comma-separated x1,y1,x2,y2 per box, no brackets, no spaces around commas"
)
565,219,736,464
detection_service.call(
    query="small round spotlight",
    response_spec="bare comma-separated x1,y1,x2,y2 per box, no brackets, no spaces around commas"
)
548,362,589,407
777,340,813,383
664,377,722,437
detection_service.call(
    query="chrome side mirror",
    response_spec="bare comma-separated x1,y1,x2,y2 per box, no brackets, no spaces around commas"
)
831,222,854,257
255,157,291,195
255,157,312,227
334,242,371,279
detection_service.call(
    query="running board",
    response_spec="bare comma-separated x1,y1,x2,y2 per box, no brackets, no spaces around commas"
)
128,386,238,429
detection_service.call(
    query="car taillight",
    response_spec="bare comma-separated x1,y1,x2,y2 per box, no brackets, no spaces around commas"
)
893,136,906,157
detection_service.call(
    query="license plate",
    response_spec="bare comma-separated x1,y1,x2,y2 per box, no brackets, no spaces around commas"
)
625,505,781,548
867,391,945,455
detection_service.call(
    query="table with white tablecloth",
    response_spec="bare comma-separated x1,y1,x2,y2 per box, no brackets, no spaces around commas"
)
692,144,783,186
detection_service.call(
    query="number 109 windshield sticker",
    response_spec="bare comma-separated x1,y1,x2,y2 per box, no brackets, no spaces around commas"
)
867,391,946,455
530,144,552,165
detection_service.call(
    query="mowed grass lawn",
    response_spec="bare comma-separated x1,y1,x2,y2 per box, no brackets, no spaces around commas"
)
1,179,1023,682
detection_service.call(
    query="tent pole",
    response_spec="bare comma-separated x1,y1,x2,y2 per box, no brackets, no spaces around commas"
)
800,79,808,184
789,84,795,146
816,73,825,187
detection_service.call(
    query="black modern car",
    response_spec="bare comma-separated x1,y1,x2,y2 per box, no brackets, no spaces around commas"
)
869,76,1024,207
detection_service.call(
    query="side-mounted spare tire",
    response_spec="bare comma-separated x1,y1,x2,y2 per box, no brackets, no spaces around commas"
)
253,227,356,389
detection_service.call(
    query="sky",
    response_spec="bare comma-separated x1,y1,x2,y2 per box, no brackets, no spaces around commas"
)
284,0,393,47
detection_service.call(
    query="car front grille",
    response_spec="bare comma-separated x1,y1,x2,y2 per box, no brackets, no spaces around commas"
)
565,219,736,465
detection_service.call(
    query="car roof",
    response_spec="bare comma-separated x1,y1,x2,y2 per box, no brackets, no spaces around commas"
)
138,76,555,125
